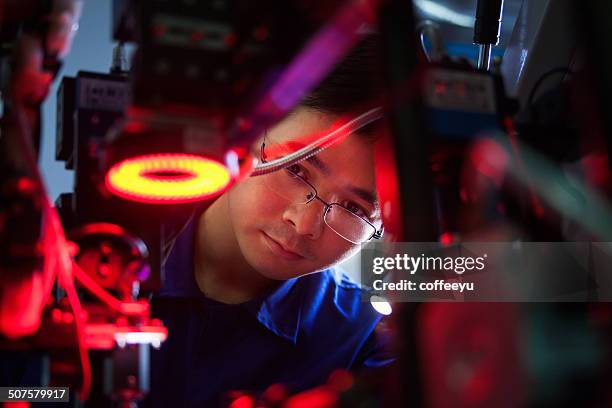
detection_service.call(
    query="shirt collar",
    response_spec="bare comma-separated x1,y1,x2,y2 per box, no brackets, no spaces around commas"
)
252,277,303,344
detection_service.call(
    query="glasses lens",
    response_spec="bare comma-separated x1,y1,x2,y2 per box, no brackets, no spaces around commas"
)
324,204,376,244
263,169,315,204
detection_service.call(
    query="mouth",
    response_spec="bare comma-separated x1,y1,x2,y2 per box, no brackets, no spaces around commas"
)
261,231,305,261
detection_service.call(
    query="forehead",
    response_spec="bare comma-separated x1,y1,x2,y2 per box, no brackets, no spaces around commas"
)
264,108,376,189
266,108,337,144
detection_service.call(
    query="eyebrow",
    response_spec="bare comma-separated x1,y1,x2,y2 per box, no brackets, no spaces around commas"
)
305,155,331,175
282,141,380,211
348,186,379,210
282,141,333,174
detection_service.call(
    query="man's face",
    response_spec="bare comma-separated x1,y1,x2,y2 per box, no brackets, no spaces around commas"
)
227,107,382,280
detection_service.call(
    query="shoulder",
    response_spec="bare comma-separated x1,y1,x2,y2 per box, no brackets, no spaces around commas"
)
296,268,382,334
289,268,394,368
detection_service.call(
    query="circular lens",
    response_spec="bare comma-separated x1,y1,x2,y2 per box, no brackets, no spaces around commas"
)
263,169,315,204
324,205,376,244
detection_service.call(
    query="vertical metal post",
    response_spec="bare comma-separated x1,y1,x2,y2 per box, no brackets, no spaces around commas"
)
474,0,504,71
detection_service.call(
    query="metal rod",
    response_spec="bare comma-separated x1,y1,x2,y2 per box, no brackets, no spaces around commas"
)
478,44,492,70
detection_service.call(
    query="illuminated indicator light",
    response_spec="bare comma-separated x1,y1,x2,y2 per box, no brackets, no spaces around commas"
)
370,295,392,315
106,154,231,204
17,177,36,194
434,81,447,95
51,309,63,323
225,150,241,178
98,263,112,278
63,312,75,324
124,121,148,134
439,232,454,245
115,331,168,346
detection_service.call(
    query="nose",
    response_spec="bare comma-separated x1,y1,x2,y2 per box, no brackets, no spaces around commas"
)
282,200,326,240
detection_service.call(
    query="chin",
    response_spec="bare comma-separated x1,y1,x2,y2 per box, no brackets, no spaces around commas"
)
258,268,299,281
248,251,314,281
252,251,309,279
239,228,332,280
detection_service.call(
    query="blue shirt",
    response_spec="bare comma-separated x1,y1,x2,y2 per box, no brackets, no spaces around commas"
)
149,215,394,407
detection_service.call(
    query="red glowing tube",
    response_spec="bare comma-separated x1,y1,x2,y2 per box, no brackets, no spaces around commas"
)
105,153,232,204
72,260,148,316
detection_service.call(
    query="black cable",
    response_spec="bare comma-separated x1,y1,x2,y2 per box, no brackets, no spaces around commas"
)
527,67,574,106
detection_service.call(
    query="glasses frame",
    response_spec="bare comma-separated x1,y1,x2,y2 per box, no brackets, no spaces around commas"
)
260,142,384,244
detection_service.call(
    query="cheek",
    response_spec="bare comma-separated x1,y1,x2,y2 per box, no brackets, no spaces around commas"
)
310,236,358,269
228,178,282,229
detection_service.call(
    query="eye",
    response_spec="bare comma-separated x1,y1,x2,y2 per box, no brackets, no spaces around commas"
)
286,163,306,178
343,201,368,217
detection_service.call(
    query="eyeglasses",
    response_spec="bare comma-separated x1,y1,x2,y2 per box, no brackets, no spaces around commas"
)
260,143,383,244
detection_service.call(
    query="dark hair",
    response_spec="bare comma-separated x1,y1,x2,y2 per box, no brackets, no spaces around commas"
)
298,35,383,136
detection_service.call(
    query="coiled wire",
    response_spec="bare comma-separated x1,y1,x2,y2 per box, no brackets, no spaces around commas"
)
251,107,383,177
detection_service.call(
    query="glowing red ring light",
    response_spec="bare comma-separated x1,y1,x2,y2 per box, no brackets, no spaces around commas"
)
105,154,232,204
